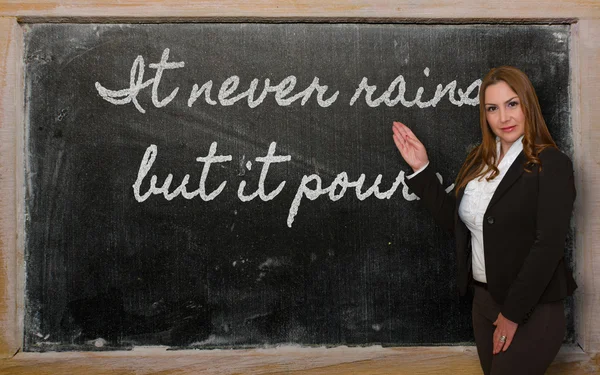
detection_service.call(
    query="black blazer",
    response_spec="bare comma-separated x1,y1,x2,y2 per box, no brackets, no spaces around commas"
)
405,147,576,324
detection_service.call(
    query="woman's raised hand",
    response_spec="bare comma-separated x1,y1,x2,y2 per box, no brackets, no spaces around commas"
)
392,121,429,172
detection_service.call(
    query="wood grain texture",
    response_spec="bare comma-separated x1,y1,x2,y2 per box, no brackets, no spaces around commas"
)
0,346,597,374
576,19,600,353
571,20,585,354
0,16,22,359
0,0,597,20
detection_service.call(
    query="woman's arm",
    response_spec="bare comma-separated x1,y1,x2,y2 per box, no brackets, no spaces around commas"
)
392,122,456,233
403,163,457,234
501,148,576,324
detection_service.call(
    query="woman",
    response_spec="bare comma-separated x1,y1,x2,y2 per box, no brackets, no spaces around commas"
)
392,66,576,375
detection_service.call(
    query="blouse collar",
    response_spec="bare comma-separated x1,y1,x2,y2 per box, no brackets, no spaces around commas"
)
496,135,524,165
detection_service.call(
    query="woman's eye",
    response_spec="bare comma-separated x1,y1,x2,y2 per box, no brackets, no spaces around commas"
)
486,106,497,112
508,101,519,108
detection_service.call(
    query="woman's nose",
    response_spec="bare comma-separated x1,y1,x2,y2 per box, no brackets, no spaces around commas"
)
499,108,509,123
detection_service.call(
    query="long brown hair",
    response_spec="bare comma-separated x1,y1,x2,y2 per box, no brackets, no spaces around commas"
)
454,66,557,194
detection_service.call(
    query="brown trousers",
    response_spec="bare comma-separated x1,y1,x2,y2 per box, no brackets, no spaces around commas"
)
472,284,565,375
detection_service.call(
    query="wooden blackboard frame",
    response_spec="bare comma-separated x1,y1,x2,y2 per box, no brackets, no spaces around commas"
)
1,1,599,373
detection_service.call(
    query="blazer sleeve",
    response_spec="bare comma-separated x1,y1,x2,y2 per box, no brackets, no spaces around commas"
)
404,164,456,234
501,148,576,324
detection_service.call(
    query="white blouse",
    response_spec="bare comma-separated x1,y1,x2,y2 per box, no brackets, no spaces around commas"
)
458,135,524,283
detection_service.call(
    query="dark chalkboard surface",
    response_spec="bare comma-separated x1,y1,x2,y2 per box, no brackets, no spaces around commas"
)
24,23,572,351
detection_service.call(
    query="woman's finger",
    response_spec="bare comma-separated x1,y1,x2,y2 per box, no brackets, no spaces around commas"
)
392,128,407,148
392,133,406,154
393,121,413,141
396,128,420,154
393,126,413,155
404,134,424,150
493,328,509,354
392,121,407,132
492,313,518,354
502,333,514,352
402,123,418,138
392,125,404,142
404,132,424,149
392,121,429,172
395,123,424,151
401,124,424,145
493,329,502,354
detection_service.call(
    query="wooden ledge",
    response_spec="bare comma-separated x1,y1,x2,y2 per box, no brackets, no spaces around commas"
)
0,345,598,374
0,0,599,20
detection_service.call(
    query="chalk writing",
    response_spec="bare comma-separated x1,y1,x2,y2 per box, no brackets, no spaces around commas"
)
189,76,339,108
132,143,454,228
95,48,185,114
95,49,481,112
95,48,464,228
132,142,232,202
238,142,291,202
349,67,481,108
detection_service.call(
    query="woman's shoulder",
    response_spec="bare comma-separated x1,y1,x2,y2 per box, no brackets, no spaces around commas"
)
537,146,571,162
537,146,573,172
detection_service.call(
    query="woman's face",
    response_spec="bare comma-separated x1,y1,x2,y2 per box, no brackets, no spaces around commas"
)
484,81,526,154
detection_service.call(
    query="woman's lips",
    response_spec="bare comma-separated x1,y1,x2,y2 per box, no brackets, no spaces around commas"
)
502,126,517,132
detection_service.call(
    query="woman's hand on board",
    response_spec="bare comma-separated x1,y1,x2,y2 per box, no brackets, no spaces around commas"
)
392,121,429,172
492,313,518,354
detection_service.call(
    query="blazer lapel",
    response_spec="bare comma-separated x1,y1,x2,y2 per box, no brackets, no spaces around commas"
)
487,151,526,209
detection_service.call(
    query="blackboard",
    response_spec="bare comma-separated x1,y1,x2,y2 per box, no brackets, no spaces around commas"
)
23,23,573,351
